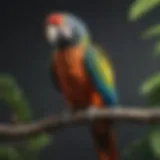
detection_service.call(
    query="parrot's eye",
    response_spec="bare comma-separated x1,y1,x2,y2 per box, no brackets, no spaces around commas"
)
45,25,58,43
59,24,72,38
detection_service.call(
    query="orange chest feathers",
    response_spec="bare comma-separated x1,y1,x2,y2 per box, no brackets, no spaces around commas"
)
52,46,103,108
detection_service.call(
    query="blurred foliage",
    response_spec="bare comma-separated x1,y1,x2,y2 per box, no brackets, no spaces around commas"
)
123,137,155,160
122,0,160,160
141,74,160,106
141,24,160,55
129,0,160,55
153,41,160,56
128,0,160,21
141,24,160,39
0,74,51,160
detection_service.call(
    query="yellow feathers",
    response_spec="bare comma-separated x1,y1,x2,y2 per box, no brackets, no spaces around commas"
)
94,44,115,87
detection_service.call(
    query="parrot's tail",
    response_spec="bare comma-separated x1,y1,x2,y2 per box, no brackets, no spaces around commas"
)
91,120,118,160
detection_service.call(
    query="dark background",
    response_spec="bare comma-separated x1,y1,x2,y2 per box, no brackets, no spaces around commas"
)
0,0,160,159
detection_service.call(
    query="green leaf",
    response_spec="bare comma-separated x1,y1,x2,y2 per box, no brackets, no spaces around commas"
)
140,73,160,95
0,147,20,160
20,134,51,160
149,128,160,159
122,136,155,160
0,74,32,122
0,74,51,159
141,24,160,39
128,0,160,21
27,133,51,152
140,73,160,106
153,41,160,56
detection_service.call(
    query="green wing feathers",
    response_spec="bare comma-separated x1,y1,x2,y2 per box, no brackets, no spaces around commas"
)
84,45,118,105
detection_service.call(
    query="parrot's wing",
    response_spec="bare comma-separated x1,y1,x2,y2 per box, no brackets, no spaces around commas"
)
84,46,118,105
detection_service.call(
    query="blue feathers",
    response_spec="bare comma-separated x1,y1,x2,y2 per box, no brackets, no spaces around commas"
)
84,46,118,106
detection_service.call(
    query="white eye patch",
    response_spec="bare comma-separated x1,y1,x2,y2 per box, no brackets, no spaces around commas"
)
45,25,58,43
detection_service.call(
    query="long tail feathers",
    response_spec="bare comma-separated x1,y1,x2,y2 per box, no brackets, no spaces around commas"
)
91,120,118,160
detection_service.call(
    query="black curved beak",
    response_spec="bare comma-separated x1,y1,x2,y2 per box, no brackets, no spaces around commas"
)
57,32,78,50
57,33,73,49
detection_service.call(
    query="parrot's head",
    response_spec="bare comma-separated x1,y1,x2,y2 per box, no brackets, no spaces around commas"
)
44,12,90,50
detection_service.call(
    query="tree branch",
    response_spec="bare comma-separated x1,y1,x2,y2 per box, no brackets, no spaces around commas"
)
0,107,160,141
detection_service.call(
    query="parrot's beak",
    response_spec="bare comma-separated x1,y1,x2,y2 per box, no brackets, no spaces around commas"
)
57,32,74,49
46,24,77,50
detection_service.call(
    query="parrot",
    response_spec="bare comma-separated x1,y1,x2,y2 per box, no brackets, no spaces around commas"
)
44,12,119,160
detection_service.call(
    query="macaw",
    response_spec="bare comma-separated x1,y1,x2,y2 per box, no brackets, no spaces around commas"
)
44,12,118,160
